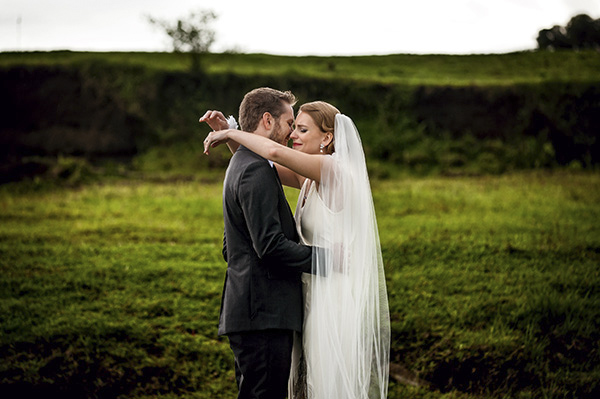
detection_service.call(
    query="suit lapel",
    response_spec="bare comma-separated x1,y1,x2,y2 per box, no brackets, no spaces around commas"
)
239,147,294,230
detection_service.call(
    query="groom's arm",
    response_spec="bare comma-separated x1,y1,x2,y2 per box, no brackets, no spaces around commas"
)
239,161,313,274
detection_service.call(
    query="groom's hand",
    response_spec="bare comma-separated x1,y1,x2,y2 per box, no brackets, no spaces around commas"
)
199,110,229,131
312,246,332,277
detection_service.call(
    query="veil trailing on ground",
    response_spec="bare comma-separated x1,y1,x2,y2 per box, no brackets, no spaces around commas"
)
305,114,390,398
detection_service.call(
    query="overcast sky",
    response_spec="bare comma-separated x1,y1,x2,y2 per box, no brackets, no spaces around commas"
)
1,0,599,55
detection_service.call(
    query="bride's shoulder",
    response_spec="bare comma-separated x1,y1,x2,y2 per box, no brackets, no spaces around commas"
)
321,153,345,175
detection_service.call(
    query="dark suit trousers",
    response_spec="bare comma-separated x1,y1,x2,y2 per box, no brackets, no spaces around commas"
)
227,329,294,399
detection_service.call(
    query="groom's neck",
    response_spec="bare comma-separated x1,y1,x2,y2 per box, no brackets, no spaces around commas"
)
252,127,272,140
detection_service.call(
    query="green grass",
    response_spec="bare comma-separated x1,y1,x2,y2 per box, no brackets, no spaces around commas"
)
0,179,234,398
1,171,599,398
1,50,599,85
374,172,600,397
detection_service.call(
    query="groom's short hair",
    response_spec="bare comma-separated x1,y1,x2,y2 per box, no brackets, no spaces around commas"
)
239,88,296,132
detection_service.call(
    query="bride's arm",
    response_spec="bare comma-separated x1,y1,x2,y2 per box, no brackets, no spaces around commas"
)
274,163,305,189
204,129,322,184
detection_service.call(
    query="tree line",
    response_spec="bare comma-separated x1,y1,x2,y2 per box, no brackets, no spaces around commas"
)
537,13,600,50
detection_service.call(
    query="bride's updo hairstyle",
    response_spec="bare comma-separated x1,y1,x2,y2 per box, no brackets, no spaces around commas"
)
299,101,340,154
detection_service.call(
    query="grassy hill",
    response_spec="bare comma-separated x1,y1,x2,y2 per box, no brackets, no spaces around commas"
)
2,50,599,183
2,50,600,85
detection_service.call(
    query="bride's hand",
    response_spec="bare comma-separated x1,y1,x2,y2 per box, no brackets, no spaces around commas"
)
203,130,232,154
199,110,229,131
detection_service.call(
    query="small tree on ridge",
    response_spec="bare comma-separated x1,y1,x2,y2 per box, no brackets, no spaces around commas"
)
149,9,217,71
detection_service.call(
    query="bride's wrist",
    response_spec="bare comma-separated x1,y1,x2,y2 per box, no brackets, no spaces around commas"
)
225,129,237,141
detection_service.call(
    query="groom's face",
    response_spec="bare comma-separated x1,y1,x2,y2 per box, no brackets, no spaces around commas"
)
269,103,295,145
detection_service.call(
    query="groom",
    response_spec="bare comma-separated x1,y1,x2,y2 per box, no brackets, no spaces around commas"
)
200,88,312,399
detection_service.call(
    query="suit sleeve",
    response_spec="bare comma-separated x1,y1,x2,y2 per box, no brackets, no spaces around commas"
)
222,231,227,262
238,161,312,273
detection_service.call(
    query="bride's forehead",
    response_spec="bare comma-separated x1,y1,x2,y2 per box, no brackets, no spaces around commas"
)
295,112,315,125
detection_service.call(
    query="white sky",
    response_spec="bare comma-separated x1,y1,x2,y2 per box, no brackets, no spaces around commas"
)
1,0,599,55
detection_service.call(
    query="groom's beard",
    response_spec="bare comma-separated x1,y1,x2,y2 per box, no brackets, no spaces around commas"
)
269,121,286,145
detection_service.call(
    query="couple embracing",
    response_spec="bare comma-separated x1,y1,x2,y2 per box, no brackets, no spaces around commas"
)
200,88,390,399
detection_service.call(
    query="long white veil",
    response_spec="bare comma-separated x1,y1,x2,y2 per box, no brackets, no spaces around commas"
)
303,114,390,398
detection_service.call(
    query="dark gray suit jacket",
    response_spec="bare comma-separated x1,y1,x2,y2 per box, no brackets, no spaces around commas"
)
218,146,312,336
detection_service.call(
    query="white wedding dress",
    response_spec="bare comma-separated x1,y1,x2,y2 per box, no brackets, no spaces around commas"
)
289,178,340,398
288,115,390,399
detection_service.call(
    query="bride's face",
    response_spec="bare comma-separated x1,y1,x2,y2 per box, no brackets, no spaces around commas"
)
290,111,328,154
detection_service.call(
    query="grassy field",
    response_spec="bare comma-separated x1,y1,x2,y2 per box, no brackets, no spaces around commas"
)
1,50,599,85
1,170,599,398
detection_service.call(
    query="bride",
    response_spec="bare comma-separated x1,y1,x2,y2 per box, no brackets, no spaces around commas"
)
202,101,390,398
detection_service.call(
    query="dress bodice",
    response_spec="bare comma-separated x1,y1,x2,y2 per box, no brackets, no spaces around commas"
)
294,179,335,246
